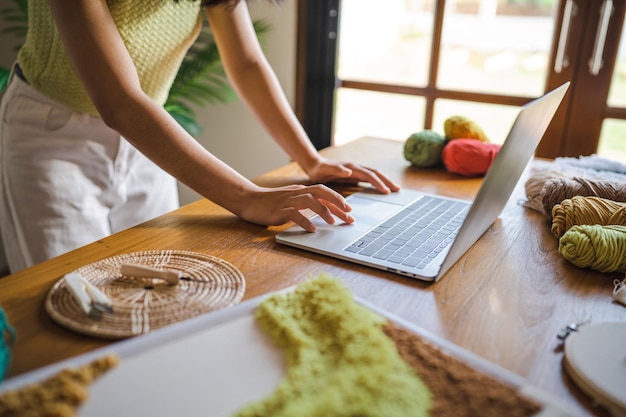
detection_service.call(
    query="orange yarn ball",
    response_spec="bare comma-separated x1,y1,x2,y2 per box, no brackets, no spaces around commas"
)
441,138,502,177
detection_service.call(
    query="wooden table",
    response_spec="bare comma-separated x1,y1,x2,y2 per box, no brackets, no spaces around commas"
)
0,137,623,416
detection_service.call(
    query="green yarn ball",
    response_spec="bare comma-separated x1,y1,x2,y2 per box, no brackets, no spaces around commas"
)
403,130,447,167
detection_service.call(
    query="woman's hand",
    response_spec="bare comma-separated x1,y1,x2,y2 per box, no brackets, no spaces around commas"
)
305,158,400,194
238,184,355,233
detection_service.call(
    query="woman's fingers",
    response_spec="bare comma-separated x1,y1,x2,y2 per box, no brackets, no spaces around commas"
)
276,184,353,231
308,159,400,194
240,184,355,231
343,163,400,193
291,185,354,223
281,207,316,232
322,199,355,225
287,191,336,226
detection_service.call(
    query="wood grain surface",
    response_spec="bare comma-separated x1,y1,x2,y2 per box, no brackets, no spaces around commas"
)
0,137,623,416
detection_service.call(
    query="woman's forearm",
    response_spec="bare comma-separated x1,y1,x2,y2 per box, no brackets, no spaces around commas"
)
103,93,259,216
206,3,322,174
228,59,323,172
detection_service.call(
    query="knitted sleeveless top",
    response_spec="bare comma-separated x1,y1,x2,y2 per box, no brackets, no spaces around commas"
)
17,0,202,116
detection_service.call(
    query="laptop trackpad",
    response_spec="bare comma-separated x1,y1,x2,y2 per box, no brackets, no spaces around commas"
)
306,195,403,230
339,196,404,229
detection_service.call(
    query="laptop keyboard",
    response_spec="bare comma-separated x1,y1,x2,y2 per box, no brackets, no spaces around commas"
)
344,196,470,270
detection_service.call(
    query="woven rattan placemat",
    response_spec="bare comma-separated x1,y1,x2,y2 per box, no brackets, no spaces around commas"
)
45,250,245,338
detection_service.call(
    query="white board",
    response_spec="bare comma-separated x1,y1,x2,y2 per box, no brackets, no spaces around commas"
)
1,291,576,417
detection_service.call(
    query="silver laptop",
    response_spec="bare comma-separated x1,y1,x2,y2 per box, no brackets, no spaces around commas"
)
277,83,569,282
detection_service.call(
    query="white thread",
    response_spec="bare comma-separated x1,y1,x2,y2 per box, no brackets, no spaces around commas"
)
613,277,626,307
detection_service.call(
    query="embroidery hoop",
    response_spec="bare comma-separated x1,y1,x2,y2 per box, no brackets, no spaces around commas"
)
563,322,626,417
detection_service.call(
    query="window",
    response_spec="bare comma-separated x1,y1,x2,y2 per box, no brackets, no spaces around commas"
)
298,0,626,161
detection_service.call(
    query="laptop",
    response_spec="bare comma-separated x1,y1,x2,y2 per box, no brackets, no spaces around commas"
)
276,82,570,282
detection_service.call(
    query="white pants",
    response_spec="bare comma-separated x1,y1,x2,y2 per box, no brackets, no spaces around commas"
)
0,68,179,273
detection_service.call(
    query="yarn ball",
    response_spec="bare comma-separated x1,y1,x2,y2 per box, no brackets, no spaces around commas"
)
444,116,489,142
403,130,447,167
0,306,16,381
541,177,626,221
523,170,569,214
551,196,626,239
441,138,502,177
559,224,626,273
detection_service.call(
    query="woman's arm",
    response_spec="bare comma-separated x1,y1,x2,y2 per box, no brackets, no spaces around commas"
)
205,2,320,171
205,2,400,193
47,0,353,232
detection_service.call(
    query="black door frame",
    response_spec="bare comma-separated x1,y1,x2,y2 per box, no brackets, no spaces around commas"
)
296,0,340,150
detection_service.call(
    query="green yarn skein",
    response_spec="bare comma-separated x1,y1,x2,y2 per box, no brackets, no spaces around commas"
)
559,224,626,273
0,306,16,381
403,130,447,167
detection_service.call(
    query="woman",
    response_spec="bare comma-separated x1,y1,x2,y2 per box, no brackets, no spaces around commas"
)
0,0,399,273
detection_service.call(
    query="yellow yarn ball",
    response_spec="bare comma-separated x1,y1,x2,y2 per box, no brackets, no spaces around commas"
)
444,116,489,142
551,196,626,238
559,224,626,273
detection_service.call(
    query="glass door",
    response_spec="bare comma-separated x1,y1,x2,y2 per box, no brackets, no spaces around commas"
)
301,0,626,161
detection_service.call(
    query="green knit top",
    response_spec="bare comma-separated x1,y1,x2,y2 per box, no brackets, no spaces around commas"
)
17,0,202,116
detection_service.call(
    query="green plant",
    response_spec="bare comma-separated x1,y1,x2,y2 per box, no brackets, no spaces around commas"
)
0,1,269,137
165,18,269,136
0,0,27,91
